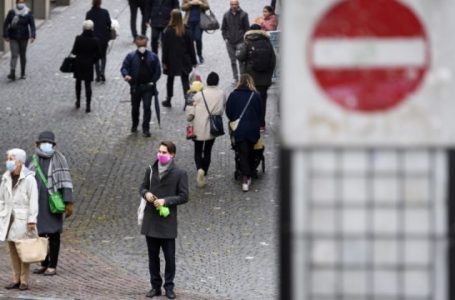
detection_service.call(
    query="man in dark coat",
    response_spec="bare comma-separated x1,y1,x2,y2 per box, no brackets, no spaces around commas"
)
71,20,102,112
145,0,179,54
128,0,147,40
139,141,188,299
121,35,162,137
27,131,74,277
2,0,36,80
221,0,249,82
86,0,111,82
237,24,276,129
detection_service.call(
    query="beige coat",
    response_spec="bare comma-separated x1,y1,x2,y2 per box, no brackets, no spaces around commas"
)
182,0,210,24
0,167,38,242
186,86,225,141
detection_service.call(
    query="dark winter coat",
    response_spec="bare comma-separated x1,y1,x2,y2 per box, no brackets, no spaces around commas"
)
162,27,197,76
71,30,102,81
3,9,36,40
27,156,73,235
121,49,162,86
226,87,262,143
237,30,276,87
140,160,188,239
85,7,112,45
221,8,249,45
145,0,179,28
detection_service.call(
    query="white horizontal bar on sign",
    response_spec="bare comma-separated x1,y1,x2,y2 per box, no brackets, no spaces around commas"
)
313,38,427,68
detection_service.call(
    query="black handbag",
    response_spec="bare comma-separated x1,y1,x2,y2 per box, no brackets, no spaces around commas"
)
200,9,220,32
201,91,225,137
60,55,75,73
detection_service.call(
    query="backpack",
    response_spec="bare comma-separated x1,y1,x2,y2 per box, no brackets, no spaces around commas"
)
248,38,274,73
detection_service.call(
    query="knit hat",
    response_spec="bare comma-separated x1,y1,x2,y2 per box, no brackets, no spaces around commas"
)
188,81,204,93
250,24,261,30
36,131,56,145
206,72,219,86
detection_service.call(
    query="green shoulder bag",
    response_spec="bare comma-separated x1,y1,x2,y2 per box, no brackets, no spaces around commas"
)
32,155,66,214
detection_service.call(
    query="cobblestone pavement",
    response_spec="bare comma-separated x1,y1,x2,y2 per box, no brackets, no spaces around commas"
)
0,0,279,299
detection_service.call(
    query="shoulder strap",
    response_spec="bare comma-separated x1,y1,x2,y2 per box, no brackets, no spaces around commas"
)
32,154,48,187
238,92,255,122
201,91,213,117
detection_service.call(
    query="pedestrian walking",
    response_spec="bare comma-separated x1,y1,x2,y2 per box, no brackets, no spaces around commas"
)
182,0,209,64
27,131,74,277
2,0,36,81
0,148,38,291
71,20,102,113
121,35,162,137
186,72,225,187
236,24,276,130
128,0,147,41
254,5,278,31
226,74,262,192
221,0,249,83
161,9,197,108
145,0,179,54
139,141,188,299
85,0,111,82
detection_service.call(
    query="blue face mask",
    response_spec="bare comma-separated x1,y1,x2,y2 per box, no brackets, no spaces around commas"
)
16,3,25,10
39,143,55,155
6,160,16,172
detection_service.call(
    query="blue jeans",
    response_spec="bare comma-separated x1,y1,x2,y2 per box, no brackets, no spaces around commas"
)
187,21,203,57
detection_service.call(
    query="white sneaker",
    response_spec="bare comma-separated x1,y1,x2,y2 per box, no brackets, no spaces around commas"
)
242,182,249,192
197,169,206,187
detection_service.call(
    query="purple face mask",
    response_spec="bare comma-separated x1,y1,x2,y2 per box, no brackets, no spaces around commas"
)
157,153,172,165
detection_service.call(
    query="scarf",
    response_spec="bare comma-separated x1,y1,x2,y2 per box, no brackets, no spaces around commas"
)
30,148,73,194
11,5,30,27
158,160,172,180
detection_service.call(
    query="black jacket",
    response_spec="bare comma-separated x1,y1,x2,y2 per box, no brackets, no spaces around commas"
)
71,31,102,81
162,27,196,76
226,87,262,143
86,7,111,45
3,9,36,40
237,30,276,86
221,8,249,45
145,0,179,28
120,49,162,86
140,161,188,239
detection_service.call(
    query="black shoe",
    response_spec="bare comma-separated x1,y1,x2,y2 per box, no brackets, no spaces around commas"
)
146,288,161,298
7,73,15,81
75,100,80,109
95,76,101,82
85,107,91,113
33,266,47,274
165,289,176,299
198,56,204,64
20,75,26,79
142,131,151,137
100,75,106,82
5,282,20,290
162,100,172,107
131,126,138,133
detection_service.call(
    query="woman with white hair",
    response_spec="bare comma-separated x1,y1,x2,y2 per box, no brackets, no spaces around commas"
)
0,148,38,291
70,19,102,112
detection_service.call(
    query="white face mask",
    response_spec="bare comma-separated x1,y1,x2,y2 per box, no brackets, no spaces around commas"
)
138,47,146,54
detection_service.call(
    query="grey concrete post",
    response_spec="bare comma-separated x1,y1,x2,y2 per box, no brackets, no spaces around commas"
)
32,0,50,20
55,0,71,6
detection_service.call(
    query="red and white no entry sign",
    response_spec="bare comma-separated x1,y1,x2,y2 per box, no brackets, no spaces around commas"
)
309,0,430,112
